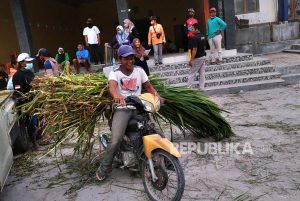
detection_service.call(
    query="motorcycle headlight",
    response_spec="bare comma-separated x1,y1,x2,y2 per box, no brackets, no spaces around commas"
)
142,100,154,112
139,93,161,113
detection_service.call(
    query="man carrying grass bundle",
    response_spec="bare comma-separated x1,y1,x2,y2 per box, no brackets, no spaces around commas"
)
96,45,164,181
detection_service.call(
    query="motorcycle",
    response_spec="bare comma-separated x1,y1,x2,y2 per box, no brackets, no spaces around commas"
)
99,93,185,201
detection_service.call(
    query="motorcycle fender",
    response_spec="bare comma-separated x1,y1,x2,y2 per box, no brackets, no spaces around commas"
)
143,134,181,159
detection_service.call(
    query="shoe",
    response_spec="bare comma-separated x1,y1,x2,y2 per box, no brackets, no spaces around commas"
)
37,136,52,146
159,62,163,65
155,63,159,66
96,168,107,181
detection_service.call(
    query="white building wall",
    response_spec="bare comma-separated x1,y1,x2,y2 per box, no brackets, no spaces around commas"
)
235,0,278,25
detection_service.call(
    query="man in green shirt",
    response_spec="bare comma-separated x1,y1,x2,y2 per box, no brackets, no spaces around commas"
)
206,7,227,65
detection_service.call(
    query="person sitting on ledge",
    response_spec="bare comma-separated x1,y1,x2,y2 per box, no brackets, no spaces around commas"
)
73,43,90,74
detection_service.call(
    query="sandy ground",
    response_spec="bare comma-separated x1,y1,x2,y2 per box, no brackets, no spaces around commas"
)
1,85,300,201
261,52,300,67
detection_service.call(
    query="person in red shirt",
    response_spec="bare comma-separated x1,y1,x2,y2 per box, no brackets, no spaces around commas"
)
5,53,17,75
185,8,198,37
184,8,199,58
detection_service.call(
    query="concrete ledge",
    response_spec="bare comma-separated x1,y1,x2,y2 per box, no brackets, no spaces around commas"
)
204,79,285,95
283,49,300,54
276,64,300,85
276,64,300,74
237,39,300,55
147,50,237,66
281,74,300,85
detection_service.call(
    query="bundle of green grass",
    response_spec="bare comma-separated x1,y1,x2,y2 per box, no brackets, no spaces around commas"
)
150,77,233,140
20,74,233,155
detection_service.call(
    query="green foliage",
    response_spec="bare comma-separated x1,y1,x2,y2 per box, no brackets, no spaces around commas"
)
151,77,234,139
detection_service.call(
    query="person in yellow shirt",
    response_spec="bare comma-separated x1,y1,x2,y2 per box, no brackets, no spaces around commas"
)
148,16,166,66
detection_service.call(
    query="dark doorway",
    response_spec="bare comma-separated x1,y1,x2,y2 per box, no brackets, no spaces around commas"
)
134,18,151,49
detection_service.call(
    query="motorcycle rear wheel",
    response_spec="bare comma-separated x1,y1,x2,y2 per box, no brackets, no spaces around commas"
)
141,149,185,201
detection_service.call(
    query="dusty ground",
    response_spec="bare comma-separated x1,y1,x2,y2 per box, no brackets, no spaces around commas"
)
1,85,300,201
261,52,300,67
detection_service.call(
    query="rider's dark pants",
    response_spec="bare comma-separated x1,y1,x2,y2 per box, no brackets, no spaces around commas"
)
100,109,137,174
99,108,162,174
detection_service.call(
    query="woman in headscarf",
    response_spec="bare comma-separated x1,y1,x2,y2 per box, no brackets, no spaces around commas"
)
132,38,150,76
110,25,130,49
123,19,139,42
55,47,70,72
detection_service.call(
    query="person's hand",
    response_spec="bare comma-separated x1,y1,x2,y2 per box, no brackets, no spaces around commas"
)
215,30,221,35
114,95,126,106
189,60,193,67
148,43,151,47
201,37,205,40
31,82,38,89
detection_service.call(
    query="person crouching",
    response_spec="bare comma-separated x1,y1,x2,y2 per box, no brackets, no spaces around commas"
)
73,43,90,74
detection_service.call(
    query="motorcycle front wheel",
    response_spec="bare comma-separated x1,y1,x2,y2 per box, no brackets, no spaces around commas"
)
141,149,185,201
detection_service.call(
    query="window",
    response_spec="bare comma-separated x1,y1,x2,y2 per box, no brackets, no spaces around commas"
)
235,0,260,14
289,0,300,19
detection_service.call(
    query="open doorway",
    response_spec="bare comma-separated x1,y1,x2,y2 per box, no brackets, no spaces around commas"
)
128,0,209,53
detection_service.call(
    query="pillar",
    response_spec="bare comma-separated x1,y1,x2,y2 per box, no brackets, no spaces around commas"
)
203,0,210,25
222,0,236,49
116,0,129,25
10,0,37,72
278,0,288,22
10,0,33,57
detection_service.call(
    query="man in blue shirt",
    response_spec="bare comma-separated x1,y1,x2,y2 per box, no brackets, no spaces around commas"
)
206,7,227,65
37,48,59,76
73,43,90,74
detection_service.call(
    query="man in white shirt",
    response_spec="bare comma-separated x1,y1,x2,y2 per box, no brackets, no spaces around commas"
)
83,18,103,65
96,45,164,181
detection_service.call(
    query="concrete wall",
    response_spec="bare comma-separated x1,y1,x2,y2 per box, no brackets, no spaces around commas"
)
236,21,300,45
272,21,300,41
0,0,118,62
0,0,19,64
24,0,83,59
235,0,300,54
236,24,271,45
236,0,278,25
0,0,205,62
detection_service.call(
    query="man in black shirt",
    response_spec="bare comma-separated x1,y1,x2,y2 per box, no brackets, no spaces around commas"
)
188,23,206,90
13,53,35,94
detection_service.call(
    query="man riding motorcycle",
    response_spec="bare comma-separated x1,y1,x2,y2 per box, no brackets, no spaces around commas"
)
96,45,164,181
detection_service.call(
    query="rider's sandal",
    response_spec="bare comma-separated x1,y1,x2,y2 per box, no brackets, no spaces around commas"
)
96,169,107,181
